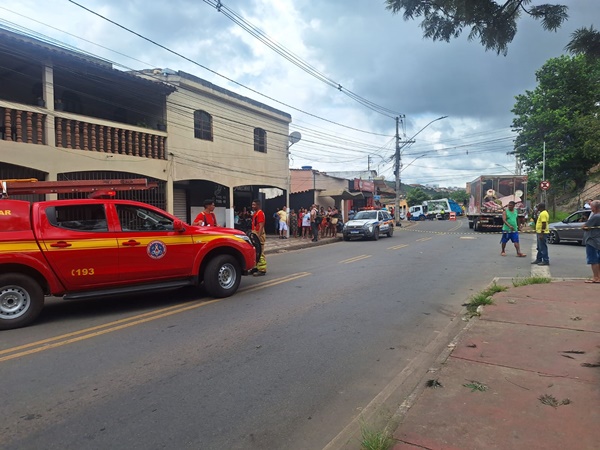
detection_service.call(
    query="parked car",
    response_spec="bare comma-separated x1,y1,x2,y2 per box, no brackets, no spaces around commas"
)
342,210,394,241
548,209,591,245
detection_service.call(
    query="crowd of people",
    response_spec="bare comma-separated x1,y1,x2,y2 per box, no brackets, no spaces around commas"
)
272,205,342,241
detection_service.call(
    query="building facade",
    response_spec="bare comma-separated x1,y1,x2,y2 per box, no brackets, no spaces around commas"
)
0,27,291,227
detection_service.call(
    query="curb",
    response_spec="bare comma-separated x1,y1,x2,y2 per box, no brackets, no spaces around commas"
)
264,237,343,255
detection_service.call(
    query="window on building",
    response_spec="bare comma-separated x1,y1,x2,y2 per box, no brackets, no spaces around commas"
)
194,110,213,140
254,128,267,153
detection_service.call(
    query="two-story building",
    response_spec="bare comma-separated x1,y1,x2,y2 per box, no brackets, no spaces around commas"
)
0,26,291,227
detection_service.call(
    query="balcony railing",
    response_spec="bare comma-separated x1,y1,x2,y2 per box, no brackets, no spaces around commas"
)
1,103,167,160
55,116,166,160
1,106,46,144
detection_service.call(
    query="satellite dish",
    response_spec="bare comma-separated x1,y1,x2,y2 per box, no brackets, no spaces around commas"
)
288,131,301,145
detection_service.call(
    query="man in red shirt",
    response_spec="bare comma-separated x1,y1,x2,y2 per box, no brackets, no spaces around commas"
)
251,199,267,276
192,199,218,226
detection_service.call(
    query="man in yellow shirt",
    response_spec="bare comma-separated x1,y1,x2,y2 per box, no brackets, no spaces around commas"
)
533,202,550,266
277,205,289,239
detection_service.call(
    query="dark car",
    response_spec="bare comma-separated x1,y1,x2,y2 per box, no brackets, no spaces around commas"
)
548,209,591,245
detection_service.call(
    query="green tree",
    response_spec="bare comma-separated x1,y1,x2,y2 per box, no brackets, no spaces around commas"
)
511,55,600,190
450,190,469,204
406,187,430,206
565,26,600,59
385,0,568,55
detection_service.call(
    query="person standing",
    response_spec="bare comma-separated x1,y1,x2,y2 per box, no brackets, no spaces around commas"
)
310,204,319,242
277,205,288,239
251,199,267,276
532,202,550,266
302,208,311,239
501,201,526,257
582,199,600,283
289,209,298,238
192,199,218,226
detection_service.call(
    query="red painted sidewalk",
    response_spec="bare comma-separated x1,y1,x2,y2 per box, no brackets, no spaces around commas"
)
393,281,600,450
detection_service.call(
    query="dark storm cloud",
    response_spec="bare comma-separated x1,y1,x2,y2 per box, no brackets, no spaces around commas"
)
295,0,599,131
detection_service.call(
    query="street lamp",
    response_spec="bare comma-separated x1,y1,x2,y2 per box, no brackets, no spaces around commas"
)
394,116,448,224
402,154,427,172
494,163,515,174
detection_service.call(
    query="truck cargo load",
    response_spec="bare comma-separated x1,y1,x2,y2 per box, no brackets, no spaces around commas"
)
466,175,528,231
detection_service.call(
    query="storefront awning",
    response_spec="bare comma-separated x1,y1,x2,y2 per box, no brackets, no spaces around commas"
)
320,189,364,200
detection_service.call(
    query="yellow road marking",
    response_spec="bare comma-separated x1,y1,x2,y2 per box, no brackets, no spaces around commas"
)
388,244,409,250
239,272,311,294
339,255,372,264
448,222,462,232
0,272,312,363
0,301,201,357
416,237,432,242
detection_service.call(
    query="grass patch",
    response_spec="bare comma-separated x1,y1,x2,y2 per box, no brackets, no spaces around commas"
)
463,380,488,392
512,276,552,287
360,425,395,450
464,282,507,315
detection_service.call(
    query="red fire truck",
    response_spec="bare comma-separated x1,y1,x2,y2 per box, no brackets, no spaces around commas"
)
0,179,257,330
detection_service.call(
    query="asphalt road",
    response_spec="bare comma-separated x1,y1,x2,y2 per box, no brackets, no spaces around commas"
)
0,219,591,449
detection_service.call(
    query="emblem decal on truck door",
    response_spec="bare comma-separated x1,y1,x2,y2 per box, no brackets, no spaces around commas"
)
147,240,167,259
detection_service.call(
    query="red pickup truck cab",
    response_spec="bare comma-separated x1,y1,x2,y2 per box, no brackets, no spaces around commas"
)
0,198,257,330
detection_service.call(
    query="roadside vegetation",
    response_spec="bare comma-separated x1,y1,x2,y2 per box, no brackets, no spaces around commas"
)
360,424,395,450
464,283,508,316
512,276,552,287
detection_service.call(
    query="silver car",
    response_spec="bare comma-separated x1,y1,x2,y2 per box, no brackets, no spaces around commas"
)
342,210,394,241
548,209,591,245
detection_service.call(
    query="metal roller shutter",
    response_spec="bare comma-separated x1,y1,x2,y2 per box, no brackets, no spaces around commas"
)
173,188,188,223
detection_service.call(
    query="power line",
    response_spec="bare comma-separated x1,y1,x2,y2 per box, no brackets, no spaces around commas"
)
63,0,393,138
202,0,402,119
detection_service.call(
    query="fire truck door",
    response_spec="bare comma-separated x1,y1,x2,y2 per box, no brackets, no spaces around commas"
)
38,204,120,290
114,204,195,283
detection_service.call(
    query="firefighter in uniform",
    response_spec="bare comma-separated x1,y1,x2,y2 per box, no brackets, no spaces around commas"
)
251,199,267,276
192,199,218,226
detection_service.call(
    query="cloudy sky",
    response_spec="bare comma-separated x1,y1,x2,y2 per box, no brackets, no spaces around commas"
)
1,0,598,187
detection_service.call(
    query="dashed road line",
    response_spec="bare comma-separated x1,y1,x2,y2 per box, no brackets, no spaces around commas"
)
339,255,372,264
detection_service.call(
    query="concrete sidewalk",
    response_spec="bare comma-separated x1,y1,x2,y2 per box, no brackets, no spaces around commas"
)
392,280,600,450
263,233,342,254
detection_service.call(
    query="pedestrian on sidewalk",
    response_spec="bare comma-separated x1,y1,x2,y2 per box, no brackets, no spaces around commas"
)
310,204,319,242
277,205,288,239
582,199,600,283
301,208,311,239
290,209,298,238
532,202,550,266
251,199,267,276
501,201,526,257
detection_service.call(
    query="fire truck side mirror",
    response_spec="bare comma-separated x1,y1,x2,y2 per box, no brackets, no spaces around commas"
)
173,219,186,232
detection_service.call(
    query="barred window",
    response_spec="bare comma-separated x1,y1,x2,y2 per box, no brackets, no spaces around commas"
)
254,128,267,153
194,110,213,141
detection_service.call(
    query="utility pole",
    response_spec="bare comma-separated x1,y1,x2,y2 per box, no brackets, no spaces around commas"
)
394,117,402,224
394,115,448,224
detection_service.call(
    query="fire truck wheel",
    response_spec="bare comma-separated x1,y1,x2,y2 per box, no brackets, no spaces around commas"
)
0,273,45,330
204,255,241,298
